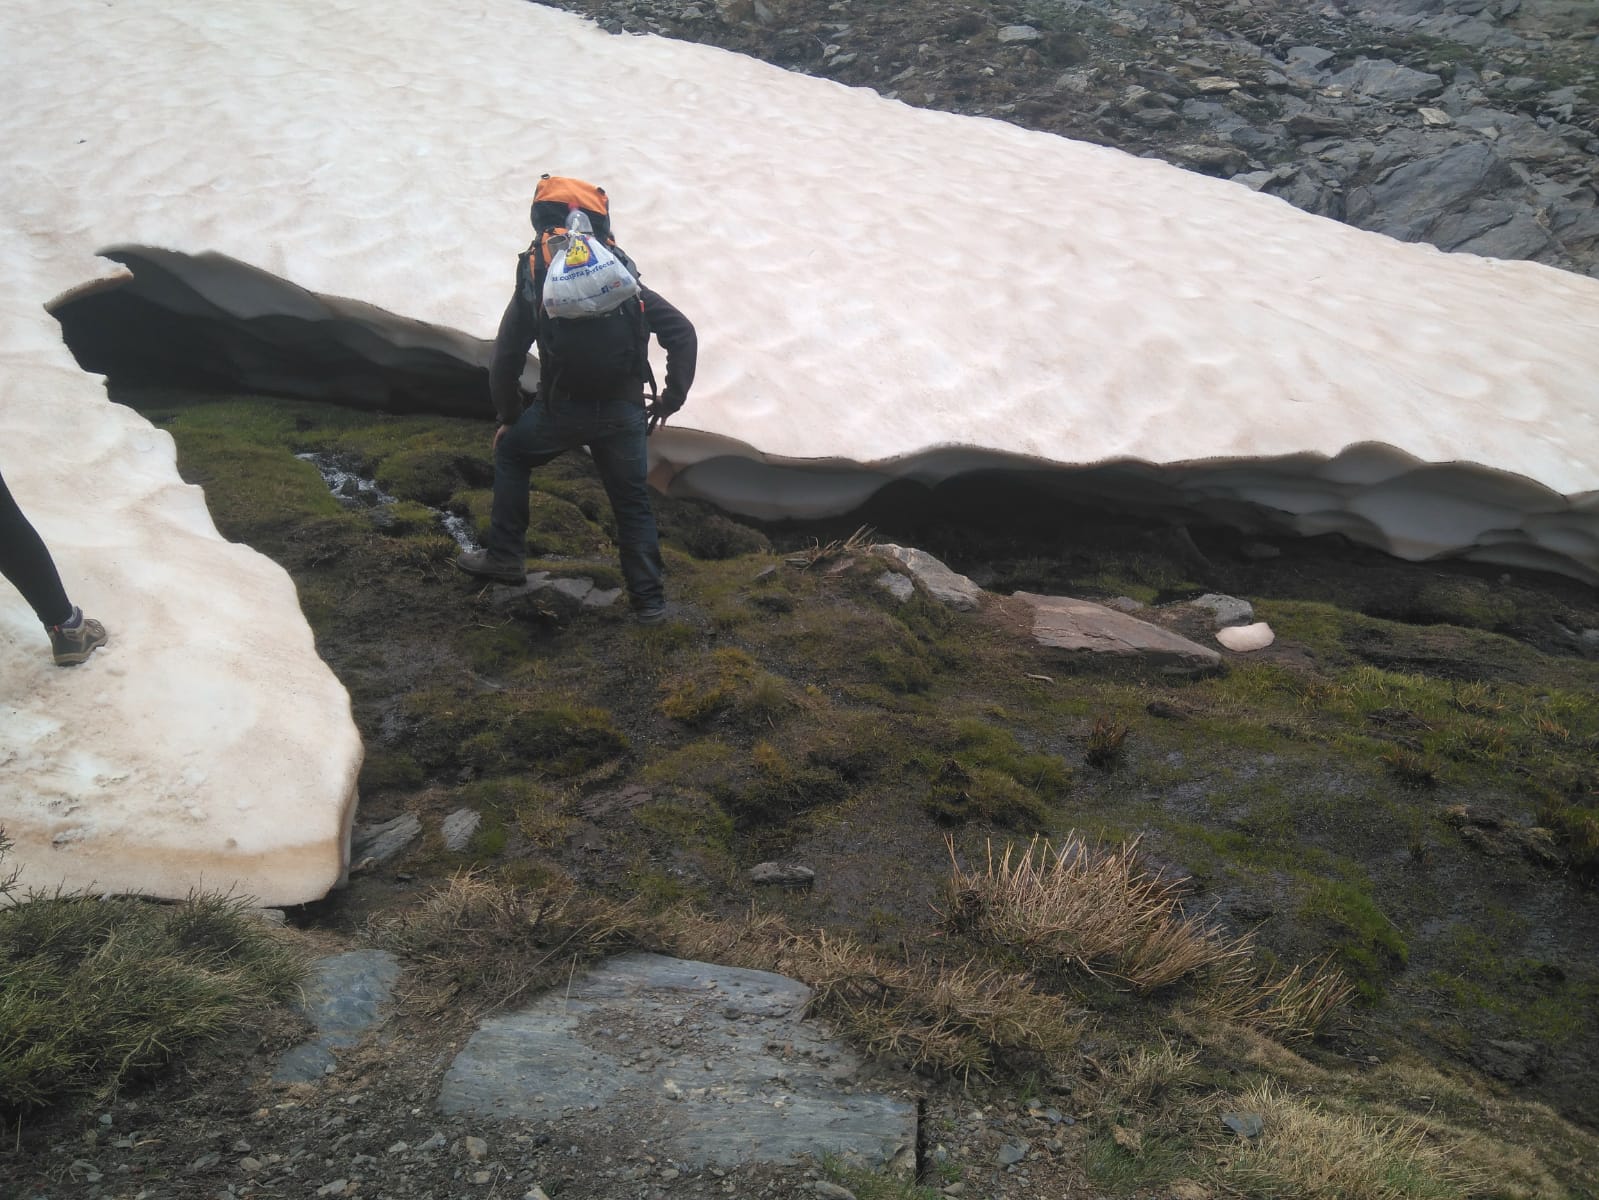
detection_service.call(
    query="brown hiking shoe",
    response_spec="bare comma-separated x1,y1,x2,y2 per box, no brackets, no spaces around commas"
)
50,610,108,666
454,550,527,585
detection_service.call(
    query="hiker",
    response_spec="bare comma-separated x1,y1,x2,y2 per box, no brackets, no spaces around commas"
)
456,175,697,625
1,466,109,666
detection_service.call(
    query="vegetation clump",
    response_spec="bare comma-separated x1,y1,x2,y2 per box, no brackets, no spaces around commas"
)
399,687,627,779
0,834,304,1115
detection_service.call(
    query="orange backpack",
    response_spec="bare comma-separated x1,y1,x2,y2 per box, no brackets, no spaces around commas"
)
519,175,655,398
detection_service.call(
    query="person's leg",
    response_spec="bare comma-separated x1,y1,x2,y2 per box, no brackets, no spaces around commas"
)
0,467,73,627
585,400,665,615
460,399,575,581
1,467,108,664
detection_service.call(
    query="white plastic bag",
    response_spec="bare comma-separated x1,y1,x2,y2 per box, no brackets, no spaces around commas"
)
542,232,640,318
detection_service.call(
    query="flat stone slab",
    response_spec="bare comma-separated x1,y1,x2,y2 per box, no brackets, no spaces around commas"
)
273,950,402,1083
1014,592,1222,673
438,953,915,1169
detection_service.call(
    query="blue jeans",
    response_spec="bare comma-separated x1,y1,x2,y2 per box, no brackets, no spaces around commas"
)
488,394,664,611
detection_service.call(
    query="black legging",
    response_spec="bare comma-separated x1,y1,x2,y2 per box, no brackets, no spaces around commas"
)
1,467,73,628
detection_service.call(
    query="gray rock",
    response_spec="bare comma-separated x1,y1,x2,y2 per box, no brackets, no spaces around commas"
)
271,1042,337,1084
1190,593,1255,627
810,1184,857,1199
272,950,402,1082
1452,210,1554,258
872,545,983,610
997,24,1040,42
582,586,624,609
441,808,482,852
1325,58,1444,102
1578,629,1599,659
1222,1112,1265,1138
439,953,915,1168
551,578,594,602
749,862,815,887
1286,46,1336,70
351,812,422,865
1013,592,1222,674
875,570,915,602
996,1140,1029,1165
1348,142,1518,242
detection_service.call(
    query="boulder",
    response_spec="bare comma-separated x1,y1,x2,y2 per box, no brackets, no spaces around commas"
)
1014,593,1222,674
1325,58,1444,103
872,545,984,610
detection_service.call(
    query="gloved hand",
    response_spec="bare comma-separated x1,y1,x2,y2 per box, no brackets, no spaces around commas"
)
646,394,683,435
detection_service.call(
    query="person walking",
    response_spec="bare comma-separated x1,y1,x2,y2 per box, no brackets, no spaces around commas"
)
1,466,108,665
455,176,697,625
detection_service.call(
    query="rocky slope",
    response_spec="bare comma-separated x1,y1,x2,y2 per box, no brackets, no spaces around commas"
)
548,0,1599,277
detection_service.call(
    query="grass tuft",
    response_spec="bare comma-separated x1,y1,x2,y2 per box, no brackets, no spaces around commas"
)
941,835,1248,991
0,836,305,1115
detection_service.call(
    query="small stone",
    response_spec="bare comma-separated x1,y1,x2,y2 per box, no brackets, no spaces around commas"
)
749,862,815,887
1216,622,1275,652
996,1140,1028,1165
524,1188,552,1200
997,24,1040,42
189,1151,222,1172
387,1141,409,1154
472,1170,492,1184
315,1180,349,1197
442,809,483,852
942,1184,966,1197
1222,1112,1265,1138
465,1135,488,1161
809,1183,857,1199
1419,107,1452,126
240,1157,263,1173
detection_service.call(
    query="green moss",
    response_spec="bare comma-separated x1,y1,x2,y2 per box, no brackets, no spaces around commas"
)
712,739,851,828
946,718,1073,796
1301,879,1408,1002
158,426,349,543
627,867,702,910
454,488,494,544
658,648,799,728
461,622,537,673
640,737,736,790
358,749,424,797
399,687,627,779
865,644,935,694
1402,577,1516,631
370,499,444,538
657,497,770,560
748,588,796,614
925,761,1049,829
635,800,735,852
374,447,474,506
524,492,610,557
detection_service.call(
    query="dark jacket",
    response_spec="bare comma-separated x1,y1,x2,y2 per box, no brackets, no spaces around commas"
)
488,252,698,425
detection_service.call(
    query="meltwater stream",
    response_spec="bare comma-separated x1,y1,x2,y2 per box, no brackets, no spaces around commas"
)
296,452,478,550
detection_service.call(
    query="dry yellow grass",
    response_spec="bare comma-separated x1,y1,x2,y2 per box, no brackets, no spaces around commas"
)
941,834,1248,991
1212,1080,1488,1200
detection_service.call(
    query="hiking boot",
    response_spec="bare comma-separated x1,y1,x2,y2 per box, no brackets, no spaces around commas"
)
454,549,527,585
634,603,669,626
50,610,108,666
